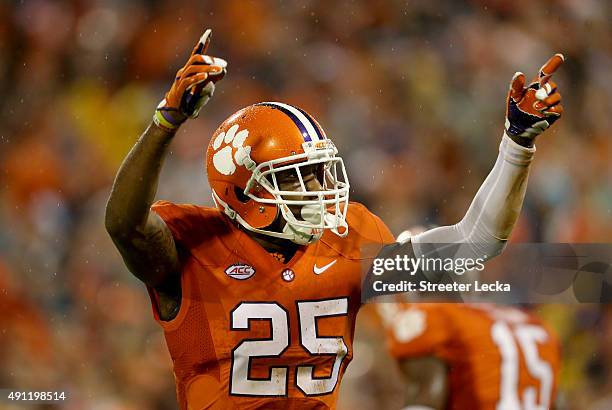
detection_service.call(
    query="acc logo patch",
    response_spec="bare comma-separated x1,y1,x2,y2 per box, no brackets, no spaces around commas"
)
225,263,256,280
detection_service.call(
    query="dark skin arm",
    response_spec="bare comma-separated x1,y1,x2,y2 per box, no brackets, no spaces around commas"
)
104,123,182,319
105,30,225,320
399,356,448,409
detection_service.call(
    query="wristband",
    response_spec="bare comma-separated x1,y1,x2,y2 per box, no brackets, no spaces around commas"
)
153,99,187,132
153,110,181,132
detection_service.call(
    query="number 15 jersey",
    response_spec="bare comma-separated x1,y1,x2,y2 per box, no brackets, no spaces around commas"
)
149,200,394,410
380,303,561,410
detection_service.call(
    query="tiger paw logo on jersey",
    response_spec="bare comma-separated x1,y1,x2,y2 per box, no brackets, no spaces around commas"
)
224,263,256,280
281,268,295,282
211,124,254,175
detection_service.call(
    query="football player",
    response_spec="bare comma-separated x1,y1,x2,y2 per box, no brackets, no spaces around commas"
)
104,28,564,409
378,302,562,410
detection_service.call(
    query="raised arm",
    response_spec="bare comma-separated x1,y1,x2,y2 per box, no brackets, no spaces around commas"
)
411,54,564,261
105,29,226,299
105,123,181,286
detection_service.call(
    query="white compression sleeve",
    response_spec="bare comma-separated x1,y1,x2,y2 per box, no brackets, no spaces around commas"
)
411,133,535,261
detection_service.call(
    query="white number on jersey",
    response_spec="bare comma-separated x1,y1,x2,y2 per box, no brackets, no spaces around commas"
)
230,298,349,396
296,299,349,395
492,321,553,410
230,303,289,396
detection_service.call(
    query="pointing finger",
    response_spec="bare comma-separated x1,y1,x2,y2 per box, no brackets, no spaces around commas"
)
191,28,212,56
539,53,564,86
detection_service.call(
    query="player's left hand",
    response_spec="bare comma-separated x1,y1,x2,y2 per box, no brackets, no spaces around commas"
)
504,53,564,146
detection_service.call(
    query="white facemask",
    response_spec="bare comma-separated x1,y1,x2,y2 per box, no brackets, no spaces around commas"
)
281,204,324,245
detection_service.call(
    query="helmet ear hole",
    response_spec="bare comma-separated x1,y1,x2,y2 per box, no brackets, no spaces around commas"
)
234,186,250,203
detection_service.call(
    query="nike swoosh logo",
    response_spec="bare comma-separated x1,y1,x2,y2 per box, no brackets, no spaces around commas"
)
314,260,337,275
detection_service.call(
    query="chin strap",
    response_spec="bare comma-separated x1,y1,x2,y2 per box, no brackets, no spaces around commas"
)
211,190,237,219
211,190,320,245
326,212,349,237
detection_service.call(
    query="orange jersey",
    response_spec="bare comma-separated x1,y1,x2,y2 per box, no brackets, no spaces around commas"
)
149,200,394,410
380,303,561,410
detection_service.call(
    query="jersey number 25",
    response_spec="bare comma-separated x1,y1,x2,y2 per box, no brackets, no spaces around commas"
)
229,298,349,396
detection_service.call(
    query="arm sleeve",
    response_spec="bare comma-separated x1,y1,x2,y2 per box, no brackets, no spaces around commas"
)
411,133,535,261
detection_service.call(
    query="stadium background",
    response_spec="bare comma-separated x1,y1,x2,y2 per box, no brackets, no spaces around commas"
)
0,0,610,408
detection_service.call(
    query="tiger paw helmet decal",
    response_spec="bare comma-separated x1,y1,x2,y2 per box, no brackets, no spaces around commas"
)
211,124,253,175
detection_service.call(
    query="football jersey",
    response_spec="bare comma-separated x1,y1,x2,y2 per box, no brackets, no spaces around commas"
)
379,303,561,410
149,200,394,410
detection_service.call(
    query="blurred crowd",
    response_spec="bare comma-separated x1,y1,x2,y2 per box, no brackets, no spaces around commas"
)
0,0,610,409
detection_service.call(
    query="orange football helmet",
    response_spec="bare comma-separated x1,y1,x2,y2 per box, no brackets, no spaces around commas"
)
206,102,349,245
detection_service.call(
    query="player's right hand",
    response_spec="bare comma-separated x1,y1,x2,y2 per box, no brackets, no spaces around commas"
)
153,28,227,132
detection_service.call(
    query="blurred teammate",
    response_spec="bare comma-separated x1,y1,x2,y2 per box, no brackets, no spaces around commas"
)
379,303,561,410
104,27,565,409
